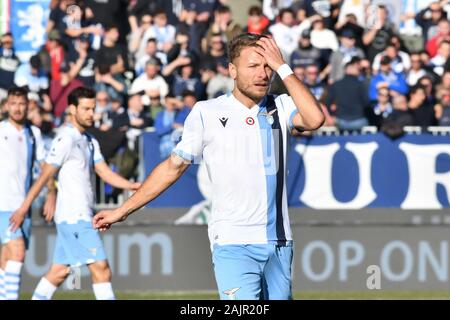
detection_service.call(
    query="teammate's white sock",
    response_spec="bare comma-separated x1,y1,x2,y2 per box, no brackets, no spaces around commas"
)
0,268,5,300
31,277,57,300
93,282,115,300
4,261,23,300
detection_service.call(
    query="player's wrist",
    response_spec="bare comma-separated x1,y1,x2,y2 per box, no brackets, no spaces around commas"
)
276,63,293,80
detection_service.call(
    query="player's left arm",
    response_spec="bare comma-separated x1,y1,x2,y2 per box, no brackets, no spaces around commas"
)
95,161,141,190
255,36,325,131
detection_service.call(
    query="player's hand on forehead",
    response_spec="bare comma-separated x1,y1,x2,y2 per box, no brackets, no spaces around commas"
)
254,36,285,71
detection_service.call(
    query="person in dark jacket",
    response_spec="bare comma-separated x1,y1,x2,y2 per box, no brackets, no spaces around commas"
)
326,57,370,130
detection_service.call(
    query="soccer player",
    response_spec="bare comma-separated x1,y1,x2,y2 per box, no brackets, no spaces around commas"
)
10,87,140,300
93,33,325,300
0,87,50,300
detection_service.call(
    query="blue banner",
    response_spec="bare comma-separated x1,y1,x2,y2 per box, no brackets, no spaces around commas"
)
10,0,50,62
143,132,450,209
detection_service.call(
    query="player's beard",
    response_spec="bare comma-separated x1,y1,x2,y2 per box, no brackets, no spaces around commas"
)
236,77,269,102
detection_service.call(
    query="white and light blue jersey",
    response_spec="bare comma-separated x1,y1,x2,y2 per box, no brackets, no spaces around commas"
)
173,93,299,247
45,124,104,224
0,120,45,212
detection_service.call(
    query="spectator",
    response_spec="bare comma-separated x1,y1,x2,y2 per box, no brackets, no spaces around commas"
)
290,29,327,70
203,5,242,50
37,30,65,84
380,94,414,138
329,28,365,83
142,10,176,54
155,94,183,158
304,64,326,101
128,12,154,62
408,84,437,126
14,55,49,97
174,89,197,126
130,58,169,105
334,13,365,50
370,87,394,127
66,34,96,88
94,90,113,130
426,18,450,57
206,60,234,99
0,32,20,99
171,63,205,99
326,57,370,130
135,38,166,76
429,40,450,76
415,1,446,44
363,5,397,62
435,71,450,125
124,92,153,129
372,44,411,74
269,8,299,61
310,16,339,52
95,24,126,75
244,6,270,35
406,52,428,86
94,64,127,105
369,56,409,101
202,33,228,71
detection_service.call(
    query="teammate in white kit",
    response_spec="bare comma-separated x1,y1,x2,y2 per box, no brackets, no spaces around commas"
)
0,87,52,300
93,33,325,300
10,87,140,300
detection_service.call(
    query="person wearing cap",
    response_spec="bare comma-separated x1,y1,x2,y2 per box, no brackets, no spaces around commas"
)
326,57,370,131
0,33,20,100
369,55,409,101
290,28,327,70
329,28,365,83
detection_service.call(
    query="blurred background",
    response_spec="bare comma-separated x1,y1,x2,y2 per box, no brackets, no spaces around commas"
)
1,0,450,298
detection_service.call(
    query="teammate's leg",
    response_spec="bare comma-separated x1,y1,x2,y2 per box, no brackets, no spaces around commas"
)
32,264,71,300
0,246,6,300
2,238,26,300
88,260,115,300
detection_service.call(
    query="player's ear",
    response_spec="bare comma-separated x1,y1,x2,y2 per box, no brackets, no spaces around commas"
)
229,62,237,80
69,104,77,116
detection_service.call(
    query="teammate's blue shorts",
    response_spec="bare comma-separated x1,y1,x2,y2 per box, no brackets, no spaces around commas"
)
212,242,293,300
0,211,31,248
53,220,107,267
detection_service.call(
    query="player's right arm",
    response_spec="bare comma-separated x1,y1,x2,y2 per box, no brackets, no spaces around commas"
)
9,163,59,231
93,153,190,231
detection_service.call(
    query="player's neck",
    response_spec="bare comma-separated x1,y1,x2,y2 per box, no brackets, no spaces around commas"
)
8,118,25,131
232,89,262,109
71,120,86,134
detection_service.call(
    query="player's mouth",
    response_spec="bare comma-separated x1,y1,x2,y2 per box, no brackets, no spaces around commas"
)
254,83,268,88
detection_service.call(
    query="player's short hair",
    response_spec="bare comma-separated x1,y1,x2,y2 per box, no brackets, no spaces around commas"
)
68,87,96,107
7,87,28,102
228,33,268,63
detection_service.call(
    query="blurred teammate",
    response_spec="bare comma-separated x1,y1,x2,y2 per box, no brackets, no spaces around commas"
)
10,87,140,300
93,33,324,300
0,87,49,300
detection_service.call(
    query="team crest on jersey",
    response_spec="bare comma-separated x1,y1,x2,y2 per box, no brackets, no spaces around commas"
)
245,117,255,125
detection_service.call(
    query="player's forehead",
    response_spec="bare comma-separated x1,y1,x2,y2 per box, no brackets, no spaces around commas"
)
237,46,266,65
77,97,96,109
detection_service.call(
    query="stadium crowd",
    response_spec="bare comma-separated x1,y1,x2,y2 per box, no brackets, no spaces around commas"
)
0,0,449,190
